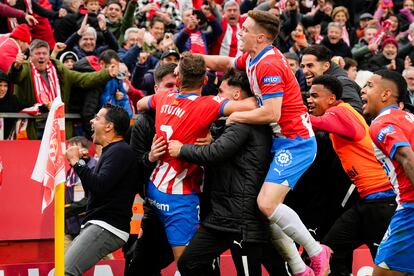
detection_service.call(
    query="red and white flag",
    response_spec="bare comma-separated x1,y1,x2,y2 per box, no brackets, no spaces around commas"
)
31,97,66,212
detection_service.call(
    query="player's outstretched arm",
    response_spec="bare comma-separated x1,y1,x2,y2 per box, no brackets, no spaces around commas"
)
136,96,151,112
395,146,414,188
222,97,257,116
227,97,282,125
201,54,235,72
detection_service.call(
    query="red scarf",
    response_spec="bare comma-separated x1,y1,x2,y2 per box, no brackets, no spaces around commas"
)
30,60,61,105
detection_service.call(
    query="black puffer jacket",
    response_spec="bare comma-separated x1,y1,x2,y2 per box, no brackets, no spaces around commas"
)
179,123,272,243
129,110,156,198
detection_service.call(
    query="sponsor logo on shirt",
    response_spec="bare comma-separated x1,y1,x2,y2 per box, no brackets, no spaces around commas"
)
262,76,281,84
376,125,395,143
147,198,170,212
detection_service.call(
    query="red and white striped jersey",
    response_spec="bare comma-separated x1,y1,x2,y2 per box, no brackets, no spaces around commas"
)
234,45,313,139
370,106,414,209
210,17,245,57
147,91,228,194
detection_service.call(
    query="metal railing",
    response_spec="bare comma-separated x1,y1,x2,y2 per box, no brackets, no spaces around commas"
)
0,113,82,119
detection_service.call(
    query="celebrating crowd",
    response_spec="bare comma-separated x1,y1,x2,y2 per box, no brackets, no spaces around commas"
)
1,0,414,275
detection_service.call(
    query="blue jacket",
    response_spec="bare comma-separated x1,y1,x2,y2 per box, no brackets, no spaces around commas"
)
100,79,134,118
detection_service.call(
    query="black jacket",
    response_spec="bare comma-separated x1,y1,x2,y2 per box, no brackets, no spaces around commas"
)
0,88,28,138
368,53,404,74
54,9,104,45
74,140,139,233
179,123,272,243
325,62,363,114
320,37,352,58
129,110,156,198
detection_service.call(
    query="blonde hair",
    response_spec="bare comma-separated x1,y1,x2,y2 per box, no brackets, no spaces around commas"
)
332,6,349,21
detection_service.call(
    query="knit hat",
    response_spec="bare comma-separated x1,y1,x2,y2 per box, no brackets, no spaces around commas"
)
10,24,31,44
0,70,8,83
59,51,79,63
382,36,398,49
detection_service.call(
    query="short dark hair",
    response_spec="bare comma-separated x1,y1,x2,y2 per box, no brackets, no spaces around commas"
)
344,57,358,71
192,9,207,26
0,70,9,83
68,136,90,149
247,10,280,41
222,69,253,98
108,0,122,9
98,49,120,64
178,52,206,90
312,75,343,99
102,104,130,137
154,63,177,84
149,17,165,28
284,52,299,63
302,45,332,62
375,69,407,103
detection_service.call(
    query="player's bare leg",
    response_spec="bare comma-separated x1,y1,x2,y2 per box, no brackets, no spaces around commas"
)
374,265,414,276
258,183,331,276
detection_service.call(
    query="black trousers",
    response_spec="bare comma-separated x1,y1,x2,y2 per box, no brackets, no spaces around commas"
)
322,196,397,276
125,202,175,276
178,225,288,276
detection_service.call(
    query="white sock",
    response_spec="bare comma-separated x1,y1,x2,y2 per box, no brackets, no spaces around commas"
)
269,222,306,274
269,204,322,257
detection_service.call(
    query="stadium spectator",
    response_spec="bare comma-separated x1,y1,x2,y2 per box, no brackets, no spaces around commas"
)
301,45,363,113
8,39,118,139
0,24,31,73
368,36,404,73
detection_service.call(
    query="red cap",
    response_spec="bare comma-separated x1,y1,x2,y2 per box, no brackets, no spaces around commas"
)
10,24,31,44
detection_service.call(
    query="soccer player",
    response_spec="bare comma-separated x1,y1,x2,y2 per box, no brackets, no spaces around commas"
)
136,52,256,261
307,75,397,275
168,69,288,276
201,10,330,276
361,69,414,276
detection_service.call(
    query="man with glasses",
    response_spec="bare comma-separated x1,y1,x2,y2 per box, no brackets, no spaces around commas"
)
402,67,414,105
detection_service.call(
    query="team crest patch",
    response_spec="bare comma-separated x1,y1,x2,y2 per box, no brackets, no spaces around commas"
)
274,149,292,167
376,125,395,143
262,76,281,84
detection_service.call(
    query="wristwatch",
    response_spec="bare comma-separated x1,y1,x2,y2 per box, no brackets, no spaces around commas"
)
74,159,86,169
